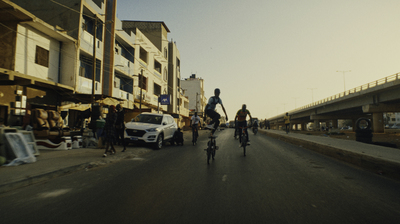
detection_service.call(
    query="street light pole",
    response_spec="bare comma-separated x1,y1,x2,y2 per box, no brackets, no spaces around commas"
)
91,16,97,109
292,97,299,109
337,70,351,91
308,88,317,103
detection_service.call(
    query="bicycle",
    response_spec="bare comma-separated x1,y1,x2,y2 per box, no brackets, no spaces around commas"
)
206,135,218,164
234,127,240,140
252,126,258,135
192,124,199,145
239,126,248,156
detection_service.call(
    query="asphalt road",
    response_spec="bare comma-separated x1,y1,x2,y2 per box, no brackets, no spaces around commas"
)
1,128,400,224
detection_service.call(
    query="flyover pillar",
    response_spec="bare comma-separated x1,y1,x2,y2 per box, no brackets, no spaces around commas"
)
331,119,338,129
302,123,307,131
313,120,320,130
372,113,384,133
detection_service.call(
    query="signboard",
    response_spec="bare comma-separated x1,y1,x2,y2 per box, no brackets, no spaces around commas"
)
159,95,171,105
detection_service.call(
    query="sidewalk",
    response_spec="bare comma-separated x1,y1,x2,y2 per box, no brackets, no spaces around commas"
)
260,129,400,181
0,144,152,194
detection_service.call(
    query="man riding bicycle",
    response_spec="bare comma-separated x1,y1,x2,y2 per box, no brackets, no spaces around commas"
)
252,119,259,133
190,112,201,143
205,88,228,137
235,104,252,147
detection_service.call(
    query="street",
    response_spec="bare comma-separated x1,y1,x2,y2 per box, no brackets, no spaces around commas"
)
1,128,400,224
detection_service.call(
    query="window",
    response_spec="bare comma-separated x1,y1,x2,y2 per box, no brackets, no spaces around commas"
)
164,68,168,81
139,47,148,63
35,46,49,67
79,54,100,81
154,60,161,73
154,83,161,96
164,47,168,59
115,72,133,93
176,58,180,72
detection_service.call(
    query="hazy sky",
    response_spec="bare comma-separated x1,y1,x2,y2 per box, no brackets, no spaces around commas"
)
116,0,400,120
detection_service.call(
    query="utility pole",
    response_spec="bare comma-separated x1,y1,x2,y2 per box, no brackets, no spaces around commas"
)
91,16,97,109
337,70,351,91
196,92,199,112
292,97,299,109
139,69,143,113
308,88,317,103
90,16,98,131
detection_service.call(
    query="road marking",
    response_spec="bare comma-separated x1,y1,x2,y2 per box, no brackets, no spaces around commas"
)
222,174,228,182
38,189,72,198
130,157,145,161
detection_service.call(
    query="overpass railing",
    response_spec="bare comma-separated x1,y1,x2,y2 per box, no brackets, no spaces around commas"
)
296,72,400,111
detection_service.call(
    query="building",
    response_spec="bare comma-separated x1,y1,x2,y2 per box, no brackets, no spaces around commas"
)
181,74,207,117
0,0,77,126
122,21,188,126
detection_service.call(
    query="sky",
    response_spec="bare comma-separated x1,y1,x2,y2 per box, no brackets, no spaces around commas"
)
116,0,400,120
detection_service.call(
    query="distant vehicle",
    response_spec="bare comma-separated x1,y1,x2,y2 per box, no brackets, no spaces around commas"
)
340,126,353,130
391,124,400,129
229,120,236,128
124,113,178,149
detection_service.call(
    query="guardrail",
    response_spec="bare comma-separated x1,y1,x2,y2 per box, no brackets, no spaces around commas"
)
268,73,400,121
295,73,400,111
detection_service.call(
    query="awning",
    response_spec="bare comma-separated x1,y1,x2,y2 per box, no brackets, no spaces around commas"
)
96,97,123,106
59,103,91,111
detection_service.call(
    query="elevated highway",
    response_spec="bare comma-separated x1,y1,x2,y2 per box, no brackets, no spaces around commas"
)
268,73,400,133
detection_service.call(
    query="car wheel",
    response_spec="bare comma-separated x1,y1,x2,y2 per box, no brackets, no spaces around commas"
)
154,134,163,149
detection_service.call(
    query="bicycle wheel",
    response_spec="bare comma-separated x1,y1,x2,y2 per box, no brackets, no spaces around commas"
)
192,130,196,146
207,141,212,164
212,140,216,160
241,134,247,156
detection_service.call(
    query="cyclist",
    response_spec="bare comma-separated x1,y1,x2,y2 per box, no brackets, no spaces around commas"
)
205,88,228,137
235,104,252,147
252,119,259,133
190,112,201,143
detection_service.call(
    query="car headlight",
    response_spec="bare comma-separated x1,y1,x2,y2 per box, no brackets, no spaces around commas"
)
145,128,158,132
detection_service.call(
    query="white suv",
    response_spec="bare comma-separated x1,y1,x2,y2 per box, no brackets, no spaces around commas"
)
124,113,178,149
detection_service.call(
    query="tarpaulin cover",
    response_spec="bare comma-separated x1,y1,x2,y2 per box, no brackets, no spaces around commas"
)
3,133,36,166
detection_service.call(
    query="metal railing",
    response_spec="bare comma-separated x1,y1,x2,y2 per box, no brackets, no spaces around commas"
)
294,73,400,111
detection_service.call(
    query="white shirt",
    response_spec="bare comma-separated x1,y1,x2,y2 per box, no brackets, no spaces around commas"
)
191,115,201,125
206,96,223,110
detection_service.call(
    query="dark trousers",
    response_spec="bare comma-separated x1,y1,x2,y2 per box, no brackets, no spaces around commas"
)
116,128,126,148
237,121,249,142
206,109,220,134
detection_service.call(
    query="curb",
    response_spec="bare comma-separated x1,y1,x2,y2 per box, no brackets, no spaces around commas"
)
261,130,400,181
0,163,88,194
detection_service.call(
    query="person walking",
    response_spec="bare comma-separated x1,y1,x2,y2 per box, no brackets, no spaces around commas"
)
103,105,117,157
284,112,290,134
115,104,127,152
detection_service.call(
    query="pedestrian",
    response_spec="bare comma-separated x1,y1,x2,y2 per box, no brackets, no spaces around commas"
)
115,104,126,152
103,105,117,157
284,112,290,134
